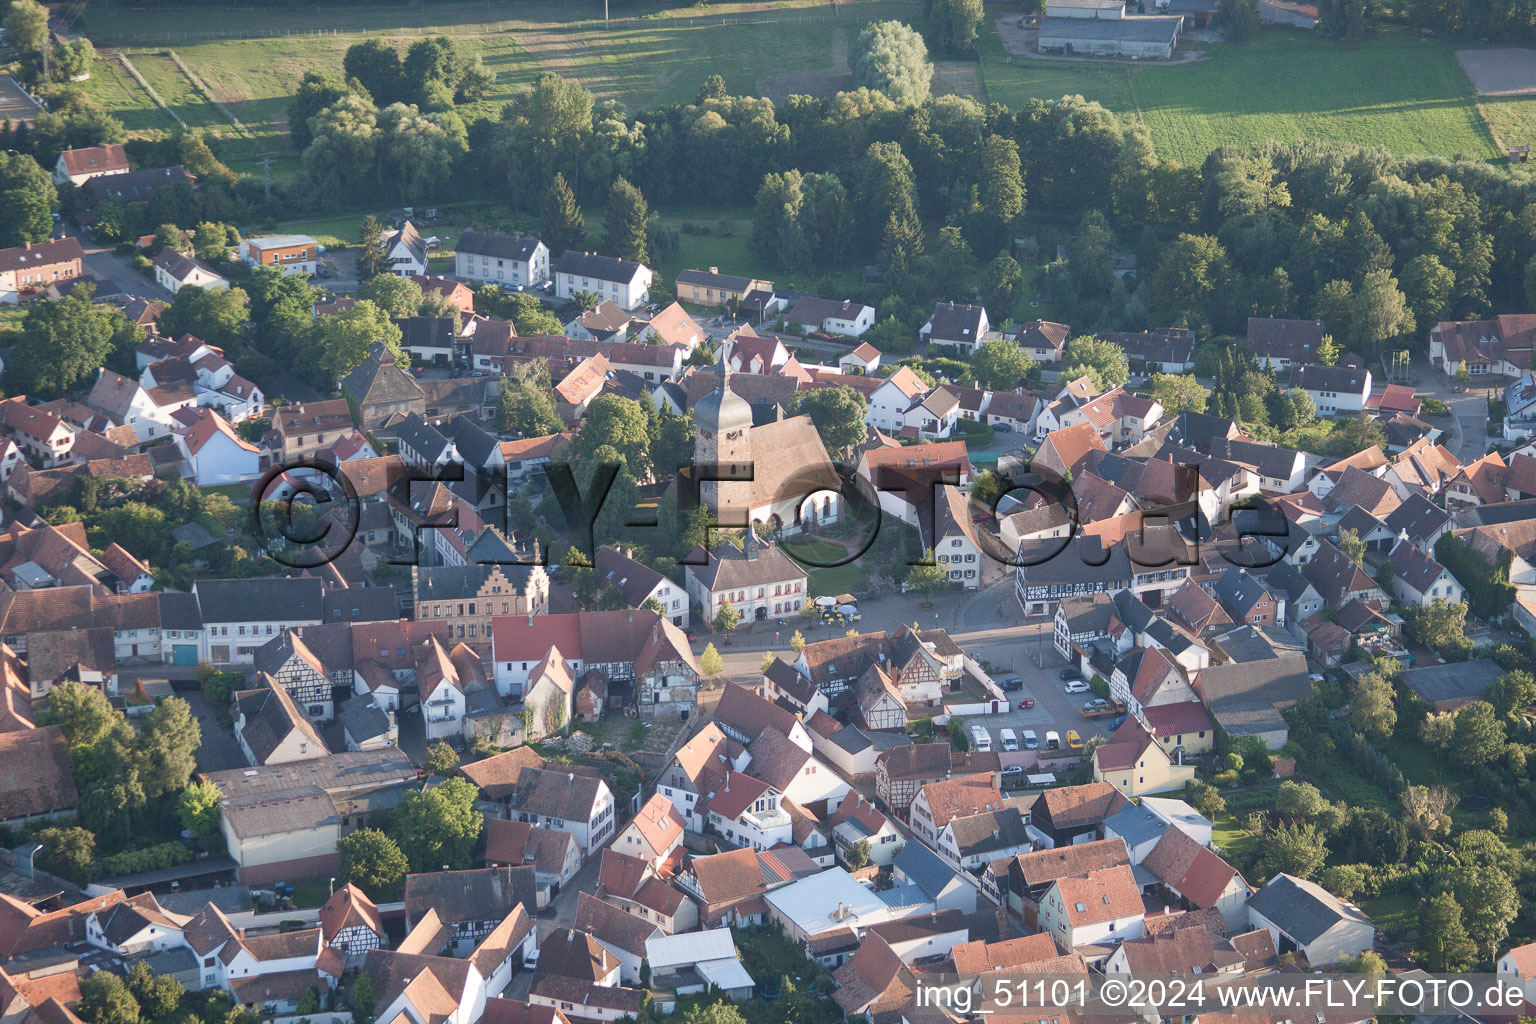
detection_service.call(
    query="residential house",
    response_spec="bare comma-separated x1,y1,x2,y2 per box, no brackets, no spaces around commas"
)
1004,320,1070,364
239,236,318,277
594,547,688,629
594,848,698,934
839,342,882,376
1037,863,1146,953
484,818,583,894
414,561,549,650
506,765,616,856
382,221,429,278
1291,364,1372,417
674,268,772,308
194,578,325,667
456,231,550,288
403,866,538,955
876,742,953,817
919,302,990,351
342,343,427,429
268,400,356,463
574,893,658,986
1027,782,1129,849
909,773,1004,847
174,408,263,486
554,252,652,311
1142,824,1251,929
0,725,78,826
1386,537,1464,607
0,239,86,304
232,673,328,766
416,635,469,741
1247,317,1326,370
53,144,129,185
1092,718,1196,796
152,250,229,294
1429,314,1536,378
685,530,808,625
318,884,386,968
612,793,685,868
782,297,875,338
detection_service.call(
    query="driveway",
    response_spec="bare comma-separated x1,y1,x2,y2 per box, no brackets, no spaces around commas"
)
63,224,171,302
181,690,244,773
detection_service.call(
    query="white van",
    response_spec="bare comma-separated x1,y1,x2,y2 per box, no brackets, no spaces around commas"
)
1045,730,1061,750
999,728,1019,752
969,725,992,752
1022,729,1039,750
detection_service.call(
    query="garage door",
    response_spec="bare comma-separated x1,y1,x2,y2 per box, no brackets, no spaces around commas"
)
171,644,198,665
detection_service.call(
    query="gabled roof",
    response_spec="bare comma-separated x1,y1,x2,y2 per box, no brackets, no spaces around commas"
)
555,251,648,285
573,892,656,958
832,934,915,1016
458,230,544,262
915,772,1004,826
1142,826,1245,910
1034,782,1130,830
1051,864,1142,927
1246,317,1325,363
1245,873,1370,944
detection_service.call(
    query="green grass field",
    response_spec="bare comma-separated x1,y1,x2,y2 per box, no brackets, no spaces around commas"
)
981,26,1499,166
78,1,1519,184
74,54,179,135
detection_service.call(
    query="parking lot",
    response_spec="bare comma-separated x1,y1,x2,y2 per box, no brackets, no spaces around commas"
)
958,632,1122,774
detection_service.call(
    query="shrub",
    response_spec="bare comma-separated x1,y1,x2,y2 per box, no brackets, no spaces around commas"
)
1213,769,1240,787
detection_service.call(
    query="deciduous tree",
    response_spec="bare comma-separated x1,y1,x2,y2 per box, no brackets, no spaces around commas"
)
851,20,933,106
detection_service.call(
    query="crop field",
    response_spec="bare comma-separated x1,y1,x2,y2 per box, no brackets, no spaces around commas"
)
80,1,1518,173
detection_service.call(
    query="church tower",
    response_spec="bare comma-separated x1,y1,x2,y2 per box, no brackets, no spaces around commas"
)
693,360,753,526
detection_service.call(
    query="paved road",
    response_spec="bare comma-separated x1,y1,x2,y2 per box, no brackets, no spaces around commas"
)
1410,354,1490,461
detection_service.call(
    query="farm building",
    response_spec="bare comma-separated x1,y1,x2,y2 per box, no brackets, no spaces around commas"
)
1038,13,1183,58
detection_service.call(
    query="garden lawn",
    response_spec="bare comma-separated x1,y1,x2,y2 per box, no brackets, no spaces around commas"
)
1358,891,1419,941
1210,812,1259,863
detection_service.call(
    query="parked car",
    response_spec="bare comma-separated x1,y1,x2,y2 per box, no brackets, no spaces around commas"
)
1045,730,1061,750
1002,676,1024,691
1066,730,1083,750
1064,680,1090,694
1018,696,1036,709
1002,764,1024,775
523,948,539,971
1083,698,1109,711
1059,668,1081,681
1022,729,1039,750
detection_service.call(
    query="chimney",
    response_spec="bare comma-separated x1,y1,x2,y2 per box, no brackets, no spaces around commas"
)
709,266,718,274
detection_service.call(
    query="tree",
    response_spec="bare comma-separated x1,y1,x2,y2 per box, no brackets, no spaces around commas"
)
4,0,49,57
964,132,1026,255
542,171,585,255
287,71,354,151
1486,669,1536,720
1185,779,1226,820
423,741,460,778
1402,597,1470,652
1147,234,1231,333
981,251,1024,315
5,286,136,398
1348,268,1415,356
157,284,248,349
751,169,810,271
34,826,94,886
1338,527,1366,566
343,38,403,106
178,781,224,837
0,151,56,246
851,21,933,106
570,394,651,476
1061,335,1130,390
361,273,427,317
1452,865,1518,960
947,715,970,751
1148,373,1207,414
1275,780,1327,818
358,214,390,282
125,960,183,1022
790,630,806,654
137,697,201,798
604,176,650,264
1350,672,1396,741
1261,821,1327,879
388,777,483,872
846,838,872,870
792,385,869,455
79,971,140,1024
192,221,236,264
304,94,381,205
1316,333,1341,367
713,601,740,634
351,970,376,1024
316,299,405,384
700,642,724,677
907,551,950,599
927,0,985,54
1401,784,1455,838
1420,892,1476,971
1339,950,1388,975
972,338,1036,390
1452,701,1506,767
1215,0,1260,41
40,680,119,748
498,360,565,438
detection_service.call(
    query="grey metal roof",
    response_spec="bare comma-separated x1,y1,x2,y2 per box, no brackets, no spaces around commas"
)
1400,658,1504,707
1101,804,1172,850
1038,14,1182,42
1246,873,1370,945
